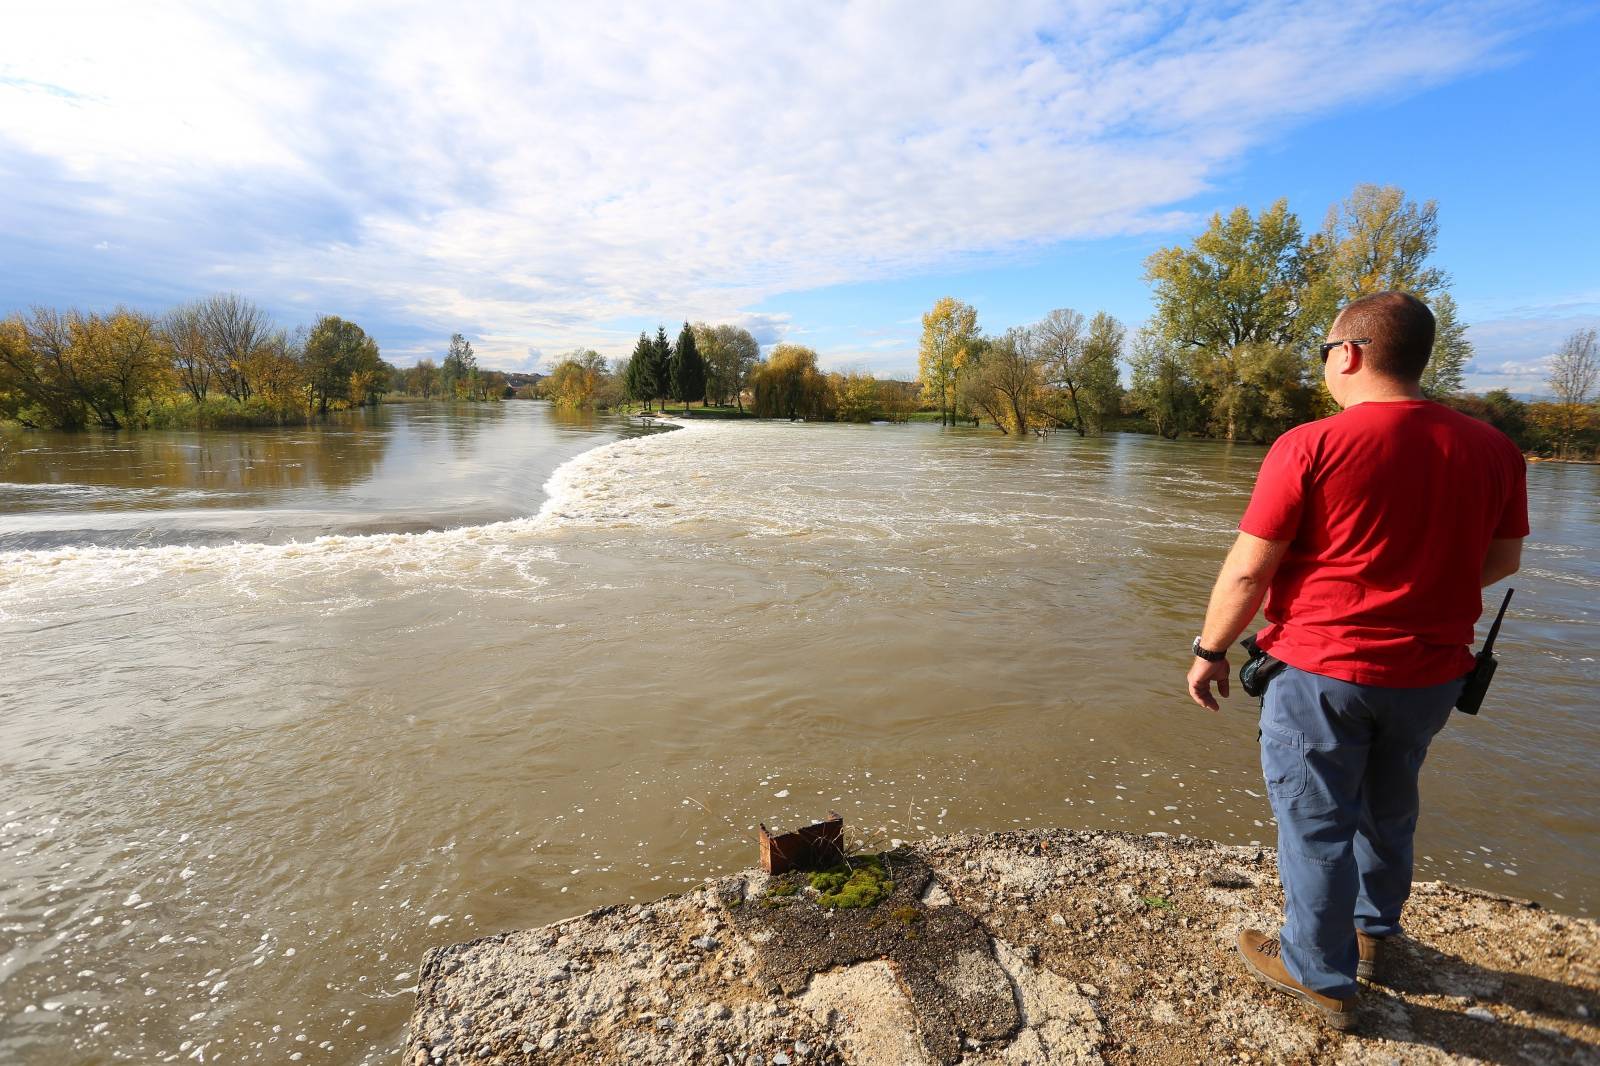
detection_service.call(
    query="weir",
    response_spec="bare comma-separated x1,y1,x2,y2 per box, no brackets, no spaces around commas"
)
403,829,1599,1064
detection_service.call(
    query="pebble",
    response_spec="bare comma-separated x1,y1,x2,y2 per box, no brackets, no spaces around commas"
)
1465,1006,1495,1022
692,935,720,951
539,1030,561,1051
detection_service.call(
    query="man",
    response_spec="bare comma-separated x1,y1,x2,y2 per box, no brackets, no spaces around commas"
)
1185,291,1528,1030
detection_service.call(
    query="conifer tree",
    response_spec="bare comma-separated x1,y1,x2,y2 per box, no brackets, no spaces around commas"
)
625,331,653,409
650,326,672,407
670,320,706,409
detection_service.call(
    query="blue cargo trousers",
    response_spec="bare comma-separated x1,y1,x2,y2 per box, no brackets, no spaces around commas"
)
1260,664,1462,998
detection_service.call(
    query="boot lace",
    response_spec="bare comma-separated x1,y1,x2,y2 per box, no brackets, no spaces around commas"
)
1259,937,1282,958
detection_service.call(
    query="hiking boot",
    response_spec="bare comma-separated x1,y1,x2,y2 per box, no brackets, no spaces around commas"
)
1356,930,1387,982
1236,929,1358,1031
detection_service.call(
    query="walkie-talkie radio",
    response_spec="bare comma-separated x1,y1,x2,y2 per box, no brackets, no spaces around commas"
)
1456,588,1513,716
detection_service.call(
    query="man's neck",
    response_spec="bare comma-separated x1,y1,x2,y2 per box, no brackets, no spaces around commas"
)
1340,378,1425,407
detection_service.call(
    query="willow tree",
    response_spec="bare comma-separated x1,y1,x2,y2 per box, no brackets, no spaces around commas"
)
750,344,833,420
918,297,978,426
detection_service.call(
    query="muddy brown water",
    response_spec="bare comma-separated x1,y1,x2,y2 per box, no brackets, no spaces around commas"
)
1,402,1594,1063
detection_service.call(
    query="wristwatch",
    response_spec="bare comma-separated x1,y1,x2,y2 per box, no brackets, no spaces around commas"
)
1192,636,1227,662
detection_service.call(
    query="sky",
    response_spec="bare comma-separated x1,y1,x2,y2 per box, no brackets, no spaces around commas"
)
2,2,1597,393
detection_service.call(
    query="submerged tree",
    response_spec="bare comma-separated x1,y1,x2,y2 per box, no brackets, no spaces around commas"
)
918,297,979,426
1126,327,1199,440
963,327,1041,435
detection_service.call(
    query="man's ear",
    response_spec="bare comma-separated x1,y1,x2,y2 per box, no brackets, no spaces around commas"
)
1336,343,1362,376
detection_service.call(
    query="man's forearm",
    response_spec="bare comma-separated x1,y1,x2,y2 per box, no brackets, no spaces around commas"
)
1196,533,1289,654
1198,569,1271,653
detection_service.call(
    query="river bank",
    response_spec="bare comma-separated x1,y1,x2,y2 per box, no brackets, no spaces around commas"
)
405,829,1598,1065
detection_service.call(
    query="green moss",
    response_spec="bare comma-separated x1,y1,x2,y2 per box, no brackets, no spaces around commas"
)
808,856,895,909
764,880,799,898
891,906,921,926
1142,895,1175,910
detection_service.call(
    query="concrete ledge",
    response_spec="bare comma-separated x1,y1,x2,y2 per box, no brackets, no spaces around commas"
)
405,829,1599,1064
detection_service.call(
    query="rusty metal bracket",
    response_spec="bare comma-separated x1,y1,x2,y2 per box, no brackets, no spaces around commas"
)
759,812,845,874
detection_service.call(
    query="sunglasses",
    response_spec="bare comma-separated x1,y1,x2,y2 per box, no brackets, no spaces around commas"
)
1319,337,1370,363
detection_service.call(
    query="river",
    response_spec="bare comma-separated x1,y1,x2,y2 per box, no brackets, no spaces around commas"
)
1,401,1594,1064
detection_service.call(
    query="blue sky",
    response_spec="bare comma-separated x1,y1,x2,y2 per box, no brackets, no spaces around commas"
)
2,2,1596,393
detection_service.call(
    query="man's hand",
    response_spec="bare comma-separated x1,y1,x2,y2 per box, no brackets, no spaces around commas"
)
1187,656,1231,712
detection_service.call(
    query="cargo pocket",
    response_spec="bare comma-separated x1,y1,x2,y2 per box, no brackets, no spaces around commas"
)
1260,722,1308,801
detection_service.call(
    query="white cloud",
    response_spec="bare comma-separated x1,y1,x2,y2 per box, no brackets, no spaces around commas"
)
0,1,1531,367
1461,303,1600,393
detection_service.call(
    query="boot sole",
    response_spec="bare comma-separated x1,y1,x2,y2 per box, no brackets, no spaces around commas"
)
1238,943,1358,1031
1357,959,1377,980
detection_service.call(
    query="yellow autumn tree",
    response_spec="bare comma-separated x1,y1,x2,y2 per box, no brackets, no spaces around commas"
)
544,350,609,409
918,297,978,426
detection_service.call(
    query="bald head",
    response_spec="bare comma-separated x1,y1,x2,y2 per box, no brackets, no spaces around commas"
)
1333,291,1436,382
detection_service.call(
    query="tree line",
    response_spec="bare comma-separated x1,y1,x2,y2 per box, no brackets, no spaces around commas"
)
540,322,763,414
537,322,926,424
913,183,1599,457
391,333,509,404
0,298,508,430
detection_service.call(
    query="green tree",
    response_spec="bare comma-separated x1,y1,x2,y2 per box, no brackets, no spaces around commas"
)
693,322,760,408
1078,311,1125,434
440,333,477,398
918,296,979,426
1322,184,1446,301
670,321,706,409
405,359,441,398
1145,199,1325,438
623,332,654,409
303,315,381,415
650,326,673,407
1422,292,1471,398
1126,327,1199,440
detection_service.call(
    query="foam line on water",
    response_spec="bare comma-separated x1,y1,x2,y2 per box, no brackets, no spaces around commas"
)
0,421,706,604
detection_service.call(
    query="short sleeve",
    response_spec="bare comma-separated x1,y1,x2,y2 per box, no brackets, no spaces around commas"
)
1240,434,1309,541
1493,450,1530,539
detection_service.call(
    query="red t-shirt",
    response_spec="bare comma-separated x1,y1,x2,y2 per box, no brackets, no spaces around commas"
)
1239,399,1529,687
